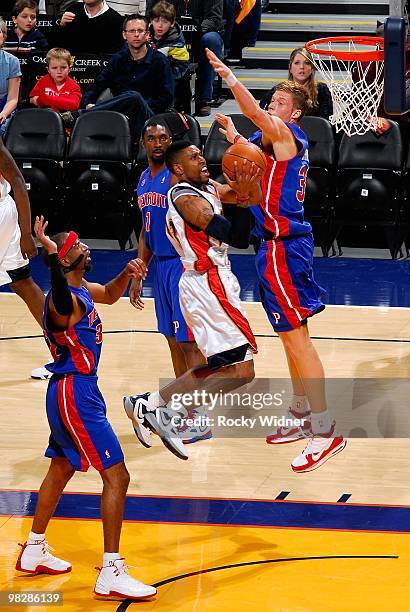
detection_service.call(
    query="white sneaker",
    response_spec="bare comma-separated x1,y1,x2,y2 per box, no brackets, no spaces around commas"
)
266,408,311,445
94,558,157,600
124,392,189,461
291,425,347,473
123,394,152,448
31,366,52,380
16,540,72,575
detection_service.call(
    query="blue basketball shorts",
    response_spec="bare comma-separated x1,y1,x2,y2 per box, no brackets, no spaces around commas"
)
153,255,194,342
255,234,325,333
45,374,124,472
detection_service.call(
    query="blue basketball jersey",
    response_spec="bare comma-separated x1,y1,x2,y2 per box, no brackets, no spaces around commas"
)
43,285,102,376
249,123,312,239
137,166,177,257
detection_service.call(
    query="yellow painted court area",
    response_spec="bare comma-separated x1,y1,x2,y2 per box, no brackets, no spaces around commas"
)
1,517,408,612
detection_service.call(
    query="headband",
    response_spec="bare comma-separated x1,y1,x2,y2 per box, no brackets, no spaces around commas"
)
58,231,78,260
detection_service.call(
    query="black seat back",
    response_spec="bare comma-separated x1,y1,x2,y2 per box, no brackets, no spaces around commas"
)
5,108,66,160
68,111,131,162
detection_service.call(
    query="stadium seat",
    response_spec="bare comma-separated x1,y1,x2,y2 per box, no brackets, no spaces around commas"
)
335,120,404,259
4,108,66,231
203,114,258,180
64,110,136,249
300,116,337,257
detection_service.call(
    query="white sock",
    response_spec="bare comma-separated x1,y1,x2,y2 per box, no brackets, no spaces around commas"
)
103,552,121,566
27,531,45,544
311,410,332,435
290,395,309,415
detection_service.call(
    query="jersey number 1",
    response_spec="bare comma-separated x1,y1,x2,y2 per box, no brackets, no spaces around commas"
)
145,211,151,232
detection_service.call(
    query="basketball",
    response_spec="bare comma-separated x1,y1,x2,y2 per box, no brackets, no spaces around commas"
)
222,142,267,182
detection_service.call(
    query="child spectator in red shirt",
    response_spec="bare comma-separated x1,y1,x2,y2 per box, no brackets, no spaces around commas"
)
29,47,81,114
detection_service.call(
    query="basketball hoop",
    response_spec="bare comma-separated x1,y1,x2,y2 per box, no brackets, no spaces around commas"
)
305,36,384,136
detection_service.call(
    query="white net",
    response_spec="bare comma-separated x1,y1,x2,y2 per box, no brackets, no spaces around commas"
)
307,39,384,136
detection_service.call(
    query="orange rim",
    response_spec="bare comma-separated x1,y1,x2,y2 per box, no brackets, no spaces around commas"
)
305,36,384,61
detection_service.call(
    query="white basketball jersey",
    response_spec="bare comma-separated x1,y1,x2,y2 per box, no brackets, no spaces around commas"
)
166,181,229,272
0,175,11,202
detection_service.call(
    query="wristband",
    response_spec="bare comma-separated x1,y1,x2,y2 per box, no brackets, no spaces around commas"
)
226,72,238,87
233,134,242,145
236,193,250,202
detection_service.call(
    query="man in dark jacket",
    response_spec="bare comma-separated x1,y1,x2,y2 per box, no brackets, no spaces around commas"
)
146,0,224,116
80,14,174,143
57,0,124,54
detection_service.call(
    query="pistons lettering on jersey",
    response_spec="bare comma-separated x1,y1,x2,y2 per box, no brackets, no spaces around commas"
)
272,312,281,324
88,308,99,327
138,192,167,210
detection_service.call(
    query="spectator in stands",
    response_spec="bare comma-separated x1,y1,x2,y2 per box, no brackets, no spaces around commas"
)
4,0,48,53
149,1,189,80
58,0,124,54
228,0,261,60
76,14,173,143
146,0,224,116
29,47,82,120
260,48,333,120
106,0,146,16
0,17,21,137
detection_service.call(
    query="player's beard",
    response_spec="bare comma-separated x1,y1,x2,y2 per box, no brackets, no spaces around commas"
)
84,262,93,273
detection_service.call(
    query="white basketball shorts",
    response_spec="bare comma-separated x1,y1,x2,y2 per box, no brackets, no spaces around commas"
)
0,194,28,286
178,266,257,367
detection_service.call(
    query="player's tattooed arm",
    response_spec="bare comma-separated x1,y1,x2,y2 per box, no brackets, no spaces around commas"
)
0,139,36,258
173,194,214,230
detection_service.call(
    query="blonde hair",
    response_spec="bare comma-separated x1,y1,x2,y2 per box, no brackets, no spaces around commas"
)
46,47,72,67
0,17,7,45
288,47,318,107
275,80,311,119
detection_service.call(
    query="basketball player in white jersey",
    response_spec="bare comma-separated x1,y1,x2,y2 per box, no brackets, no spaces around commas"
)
124,140,262,460
0,139,48,375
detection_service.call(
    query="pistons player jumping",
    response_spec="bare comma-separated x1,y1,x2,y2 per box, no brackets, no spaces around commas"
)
207,48,346,473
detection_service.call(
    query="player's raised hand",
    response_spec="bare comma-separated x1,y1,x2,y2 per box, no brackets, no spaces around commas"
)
206,49,237,86
224,159,262,207
34,215,58,254
215,113,238,144
129,277,144,310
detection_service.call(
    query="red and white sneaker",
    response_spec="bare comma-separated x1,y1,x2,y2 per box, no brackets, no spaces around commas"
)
266,408,311,444
16,540,72,575
291,427,347,473
94,558,156,600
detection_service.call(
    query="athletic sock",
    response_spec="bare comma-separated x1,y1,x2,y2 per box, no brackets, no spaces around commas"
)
103,552,121,566
27,531,45,544
311,410,332,435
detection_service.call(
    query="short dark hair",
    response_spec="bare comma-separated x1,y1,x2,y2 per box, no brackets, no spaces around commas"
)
123,13,148,32
149,1,176,23
141,119,171,139
165,140,192,172
275,80,311,119
12,0,38,17
41,232,68,267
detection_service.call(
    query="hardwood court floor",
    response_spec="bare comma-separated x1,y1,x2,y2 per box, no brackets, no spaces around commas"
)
1,295,410,611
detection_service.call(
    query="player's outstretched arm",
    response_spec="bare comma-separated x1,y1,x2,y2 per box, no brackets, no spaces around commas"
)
85,259,148,305
206,49,284,141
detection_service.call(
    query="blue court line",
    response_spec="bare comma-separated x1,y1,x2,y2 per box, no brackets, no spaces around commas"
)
1,490,410,533
2,251,410,307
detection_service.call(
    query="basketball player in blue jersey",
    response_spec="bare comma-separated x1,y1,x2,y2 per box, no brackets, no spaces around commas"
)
124,121,210,448
207,48,346,473
15,216,157,602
